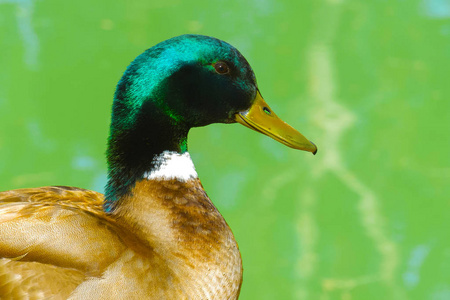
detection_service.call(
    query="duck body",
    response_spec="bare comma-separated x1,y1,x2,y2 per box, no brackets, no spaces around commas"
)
0,159,242,299
0,35,316,299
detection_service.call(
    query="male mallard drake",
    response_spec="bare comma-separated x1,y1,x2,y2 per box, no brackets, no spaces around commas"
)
0,34,317,299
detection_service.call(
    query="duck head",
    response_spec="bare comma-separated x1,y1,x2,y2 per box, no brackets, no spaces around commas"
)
105,34,317,210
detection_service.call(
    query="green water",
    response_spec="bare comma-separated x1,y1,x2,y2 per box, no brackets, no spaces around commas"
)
1,0,449,299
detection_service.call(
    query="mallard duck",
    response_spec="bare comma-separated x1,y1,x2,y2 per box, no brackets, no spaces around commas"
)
0,34,317,299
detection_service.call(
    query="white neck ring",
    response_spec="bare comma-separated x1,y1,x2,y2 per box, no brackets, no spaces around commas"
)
144,151,198,182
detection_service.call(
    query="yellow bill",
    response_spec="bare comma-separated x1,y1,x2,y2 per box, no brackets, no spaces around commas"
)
235,91,317,155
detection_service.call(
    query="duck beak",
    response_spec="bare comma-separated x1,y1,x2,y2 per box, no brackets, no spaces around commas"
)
235,91,317,155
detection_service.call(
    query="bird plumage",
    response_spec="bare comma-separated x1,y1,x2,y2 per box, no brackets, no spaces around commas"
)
0,181,242,299
0,34,316,299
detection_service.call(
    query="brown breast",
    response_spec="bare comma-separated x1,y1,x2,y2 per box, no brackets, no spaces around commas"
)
0,181,243,299
108,178,243,299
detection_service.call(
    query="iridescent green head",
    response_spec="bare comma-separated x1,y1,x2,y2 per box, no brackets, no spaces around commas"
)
112,34,257,131
106,35,258,208
105,34,316,211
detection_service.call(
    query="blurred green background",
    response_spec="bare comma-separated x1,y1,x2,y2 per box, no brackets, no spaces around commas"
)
1,0,449,299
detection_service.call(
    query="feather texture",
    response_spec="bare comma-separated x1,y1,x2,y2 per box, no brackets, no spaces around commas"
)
0,34,316,299
0,182,242,299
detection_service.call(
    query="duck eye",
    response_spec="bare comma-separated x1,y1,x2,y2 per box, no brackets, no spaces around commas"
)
213,61,230,74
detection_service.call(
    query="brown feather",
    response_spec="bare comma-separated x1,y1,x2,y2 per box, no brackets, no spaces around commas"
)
0,181,242,299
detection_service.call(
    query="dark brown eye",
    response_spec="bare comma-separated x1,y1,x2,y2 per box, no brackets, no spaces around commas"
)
213,61,230,74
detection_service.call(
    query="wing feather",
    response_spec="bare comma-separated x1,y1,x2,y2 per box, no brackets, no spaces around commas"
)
0,186,127,298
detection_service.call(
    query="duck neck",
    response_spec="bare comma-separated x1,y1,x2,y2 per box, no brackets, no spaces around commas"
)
104,98,189,211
